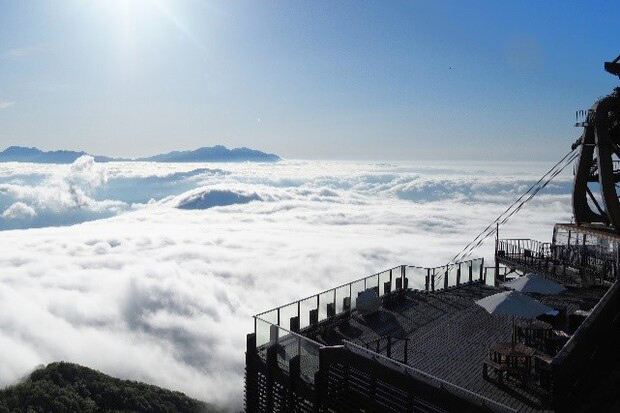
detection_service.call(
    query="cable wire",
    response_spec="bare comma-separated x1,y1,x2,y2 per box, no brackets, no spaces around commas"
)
435,148,579,282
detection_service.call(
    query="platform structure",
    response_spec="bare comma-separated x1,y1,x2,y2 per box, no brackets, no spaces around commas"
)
244,253,617,412
245,57,620,412
495,223,620,287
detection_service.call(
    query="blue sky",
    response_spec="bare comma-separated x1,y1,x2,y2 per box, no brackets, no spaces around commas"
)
0,0,618,160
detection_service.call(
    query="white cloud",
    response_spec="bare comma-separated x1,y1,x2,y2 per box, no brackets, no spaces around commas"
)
2,202,37,219
0,101,14,109
0,159,574,411
0,156,128,229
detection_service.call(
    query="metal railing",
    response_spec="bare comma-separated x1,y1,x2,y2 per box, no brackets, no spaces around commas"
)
254,317,322,385
483,265,513,281
496,238,617,284
497,238,551,258
362,334,410,364
254,258,484,333
344,341,518,413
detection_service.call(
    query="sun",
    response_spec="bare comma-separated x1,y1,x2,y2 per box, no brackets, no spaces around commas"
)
92,0,196,47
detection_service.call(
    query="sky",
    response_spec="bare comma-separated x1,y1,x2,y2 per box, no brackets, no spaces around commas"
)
0,0,618,160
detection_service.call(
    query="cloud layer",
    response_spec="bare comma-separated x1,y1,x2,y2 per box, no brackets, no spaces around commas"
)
0,158,574,411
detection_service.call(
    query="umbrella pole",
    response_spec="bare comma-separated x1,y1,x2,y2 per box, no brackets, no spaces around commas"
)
495,223,500,286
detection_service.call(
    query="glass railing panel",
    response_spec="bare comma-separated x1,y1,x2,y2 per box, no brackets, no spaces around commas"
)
462,260,472,283
472,258,482,280
448,264,459,287
299,296,317,330
258,309,278,326
319,290,334,322
406,266,427,291
255,317,272,354
365,273,378,294
391,266,403,292
335,284,350,315
274,325,299,372
434,267,446,291
299,337,320,385
379,270,391,296
350,279,365,309
279,302,298,331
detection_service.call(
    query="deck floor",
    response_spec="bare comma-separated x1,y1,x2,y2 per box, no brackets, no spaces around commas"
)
303,282,607,413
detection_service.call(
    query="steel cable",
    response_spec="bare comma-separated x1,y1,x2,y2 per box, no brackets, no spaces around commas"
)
435,148,579,282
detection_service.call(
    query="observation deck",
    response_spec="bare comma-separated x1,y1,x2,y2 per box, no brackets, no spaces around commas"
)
245,256,614,412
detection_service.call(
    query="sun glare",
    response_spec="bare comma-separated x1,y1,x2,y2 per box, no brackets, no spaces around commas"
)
93,0,198,49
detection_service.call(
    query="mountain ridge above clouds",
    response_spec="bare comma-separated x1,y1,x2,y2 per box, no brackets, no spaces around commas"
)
0,145,280,164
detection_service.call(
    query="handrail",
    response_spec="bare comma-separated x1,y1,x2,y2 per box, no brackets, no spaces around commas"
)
254,315,323,347
254,257,484,324
497,237,617,285
344,341,518,413
253,316,324,385
254,264,403,318
361,334,410,364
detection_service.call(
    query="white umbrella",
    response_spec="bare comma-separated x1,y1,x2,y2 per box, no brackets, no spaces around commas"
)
475,290,554,318
502,273,566,295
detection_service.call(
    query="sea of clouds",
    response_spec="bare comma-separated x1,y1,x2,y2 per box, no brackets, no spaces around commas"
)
0,157,574,411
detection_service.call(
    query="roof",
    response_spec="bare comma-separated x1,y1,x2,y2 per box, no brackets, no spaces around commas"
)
554,222,620,241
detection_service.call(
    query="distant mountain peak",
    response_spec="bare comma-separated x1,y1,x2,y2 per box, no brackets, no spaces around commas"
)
137,145,280,163
0,145,280,164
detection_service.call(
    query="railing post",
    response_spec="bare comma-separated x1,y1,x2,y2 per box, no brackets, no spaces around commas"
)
495,253,500,287
403,266,409,289
456,263,461,286
270,324,279,345
425,268,430,292
431,269,435,292
616,246,620,281
349,283,352,309
444,266,449,290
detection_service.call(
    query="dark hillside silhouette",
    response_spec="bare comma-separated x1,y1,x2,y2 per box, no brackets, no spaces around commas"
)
0,362,221,413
